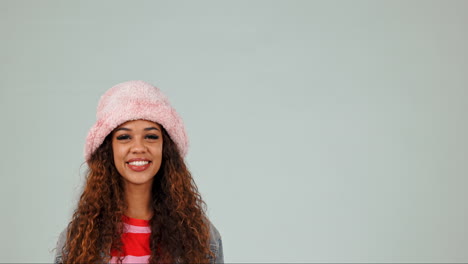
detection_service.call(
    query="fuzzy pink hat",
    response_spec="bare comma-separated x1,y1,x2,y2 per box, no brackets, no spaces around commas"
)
84,80,188,161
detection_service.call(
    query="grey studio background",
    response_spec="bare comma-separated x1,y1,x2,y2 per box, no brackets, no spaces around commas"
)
0,0,467,262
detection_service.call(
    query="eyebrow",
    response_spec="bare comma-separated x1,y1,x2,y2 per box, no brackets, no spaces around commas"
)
115,127,160,132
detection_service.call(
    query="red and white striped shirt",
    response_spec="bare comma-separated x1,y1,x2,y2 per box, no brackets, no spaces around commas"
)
110,215,151,264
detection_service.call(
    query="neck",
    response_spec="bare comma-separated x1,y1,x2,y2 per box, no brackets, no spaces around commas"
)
124,183,153,220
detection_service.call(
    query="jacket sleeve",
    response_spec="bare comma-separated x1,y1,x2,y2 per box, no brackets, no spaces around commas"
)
214,235,224,264
54,228,67,264
208,222,224,264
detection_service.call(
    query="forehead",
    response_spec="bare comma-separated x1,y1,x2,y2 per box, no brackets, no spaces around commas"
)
115,119,161,130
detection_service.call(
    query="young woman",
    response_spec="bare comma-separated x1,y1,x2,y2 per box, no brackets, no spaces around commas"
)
54,80,223,264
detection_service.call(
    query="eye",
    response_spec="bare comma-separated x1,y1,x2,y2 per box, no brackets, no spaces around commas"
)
146,134,159,140
116,134,131,140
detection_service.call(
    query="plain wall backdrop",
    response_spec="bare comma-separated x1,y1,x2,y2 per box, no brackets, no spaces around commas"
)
0,0,467,262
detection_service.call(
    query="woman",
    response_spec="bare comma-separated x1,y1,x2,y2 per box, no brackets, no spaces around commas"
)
54,81,223,264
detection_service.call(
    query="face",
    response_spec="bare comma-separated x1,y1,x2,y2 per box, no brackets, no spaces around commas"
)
111,119,163,188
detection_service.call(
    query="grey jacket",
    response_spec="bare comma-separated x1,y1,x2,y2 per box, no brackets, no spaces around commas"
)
54,221,224,263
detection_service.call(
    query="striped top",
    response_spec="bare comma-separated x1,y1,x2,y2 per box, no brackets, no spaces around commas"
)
110,215,151,264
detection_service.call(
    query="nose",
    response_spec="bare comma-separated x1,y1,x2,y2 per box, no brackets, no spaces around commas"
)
130,138,147,153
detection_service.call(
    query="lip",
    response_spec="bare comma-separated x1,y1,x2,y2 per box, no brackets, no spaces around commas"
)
126,158,152,172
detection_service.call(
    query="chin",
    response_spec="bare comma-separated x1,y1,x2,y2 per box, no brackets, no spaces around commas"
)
123,175,155,186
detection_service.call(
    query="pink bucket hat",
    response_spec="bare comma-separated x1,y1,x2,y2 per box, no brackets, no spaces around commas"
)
84,80,188,161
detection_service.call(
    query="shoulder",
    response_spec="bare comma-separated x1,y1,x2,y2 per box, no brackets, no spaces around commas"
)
54,228,68,264
207,219,224,264
208,220,222,243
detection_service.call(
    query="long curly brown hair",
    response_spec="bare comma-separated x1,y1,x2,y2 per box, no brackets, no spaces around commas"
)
62,126,213,263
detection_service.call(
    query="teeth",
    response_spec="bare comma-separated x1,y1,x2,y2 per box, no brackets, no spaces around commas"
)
128,161,150,166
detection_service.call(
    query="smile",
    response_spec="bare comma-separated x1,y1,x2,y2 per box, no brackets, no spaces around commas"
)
126,161,152,172
128,161,150,166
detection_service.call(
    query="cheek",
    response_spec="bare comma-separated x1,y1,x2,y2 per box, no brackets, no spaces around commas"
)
151,145,163,165
111,143,127,171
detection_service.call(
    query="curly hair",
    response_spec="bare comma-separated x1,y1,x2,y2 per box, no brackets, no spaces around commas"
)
62,126,213,263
